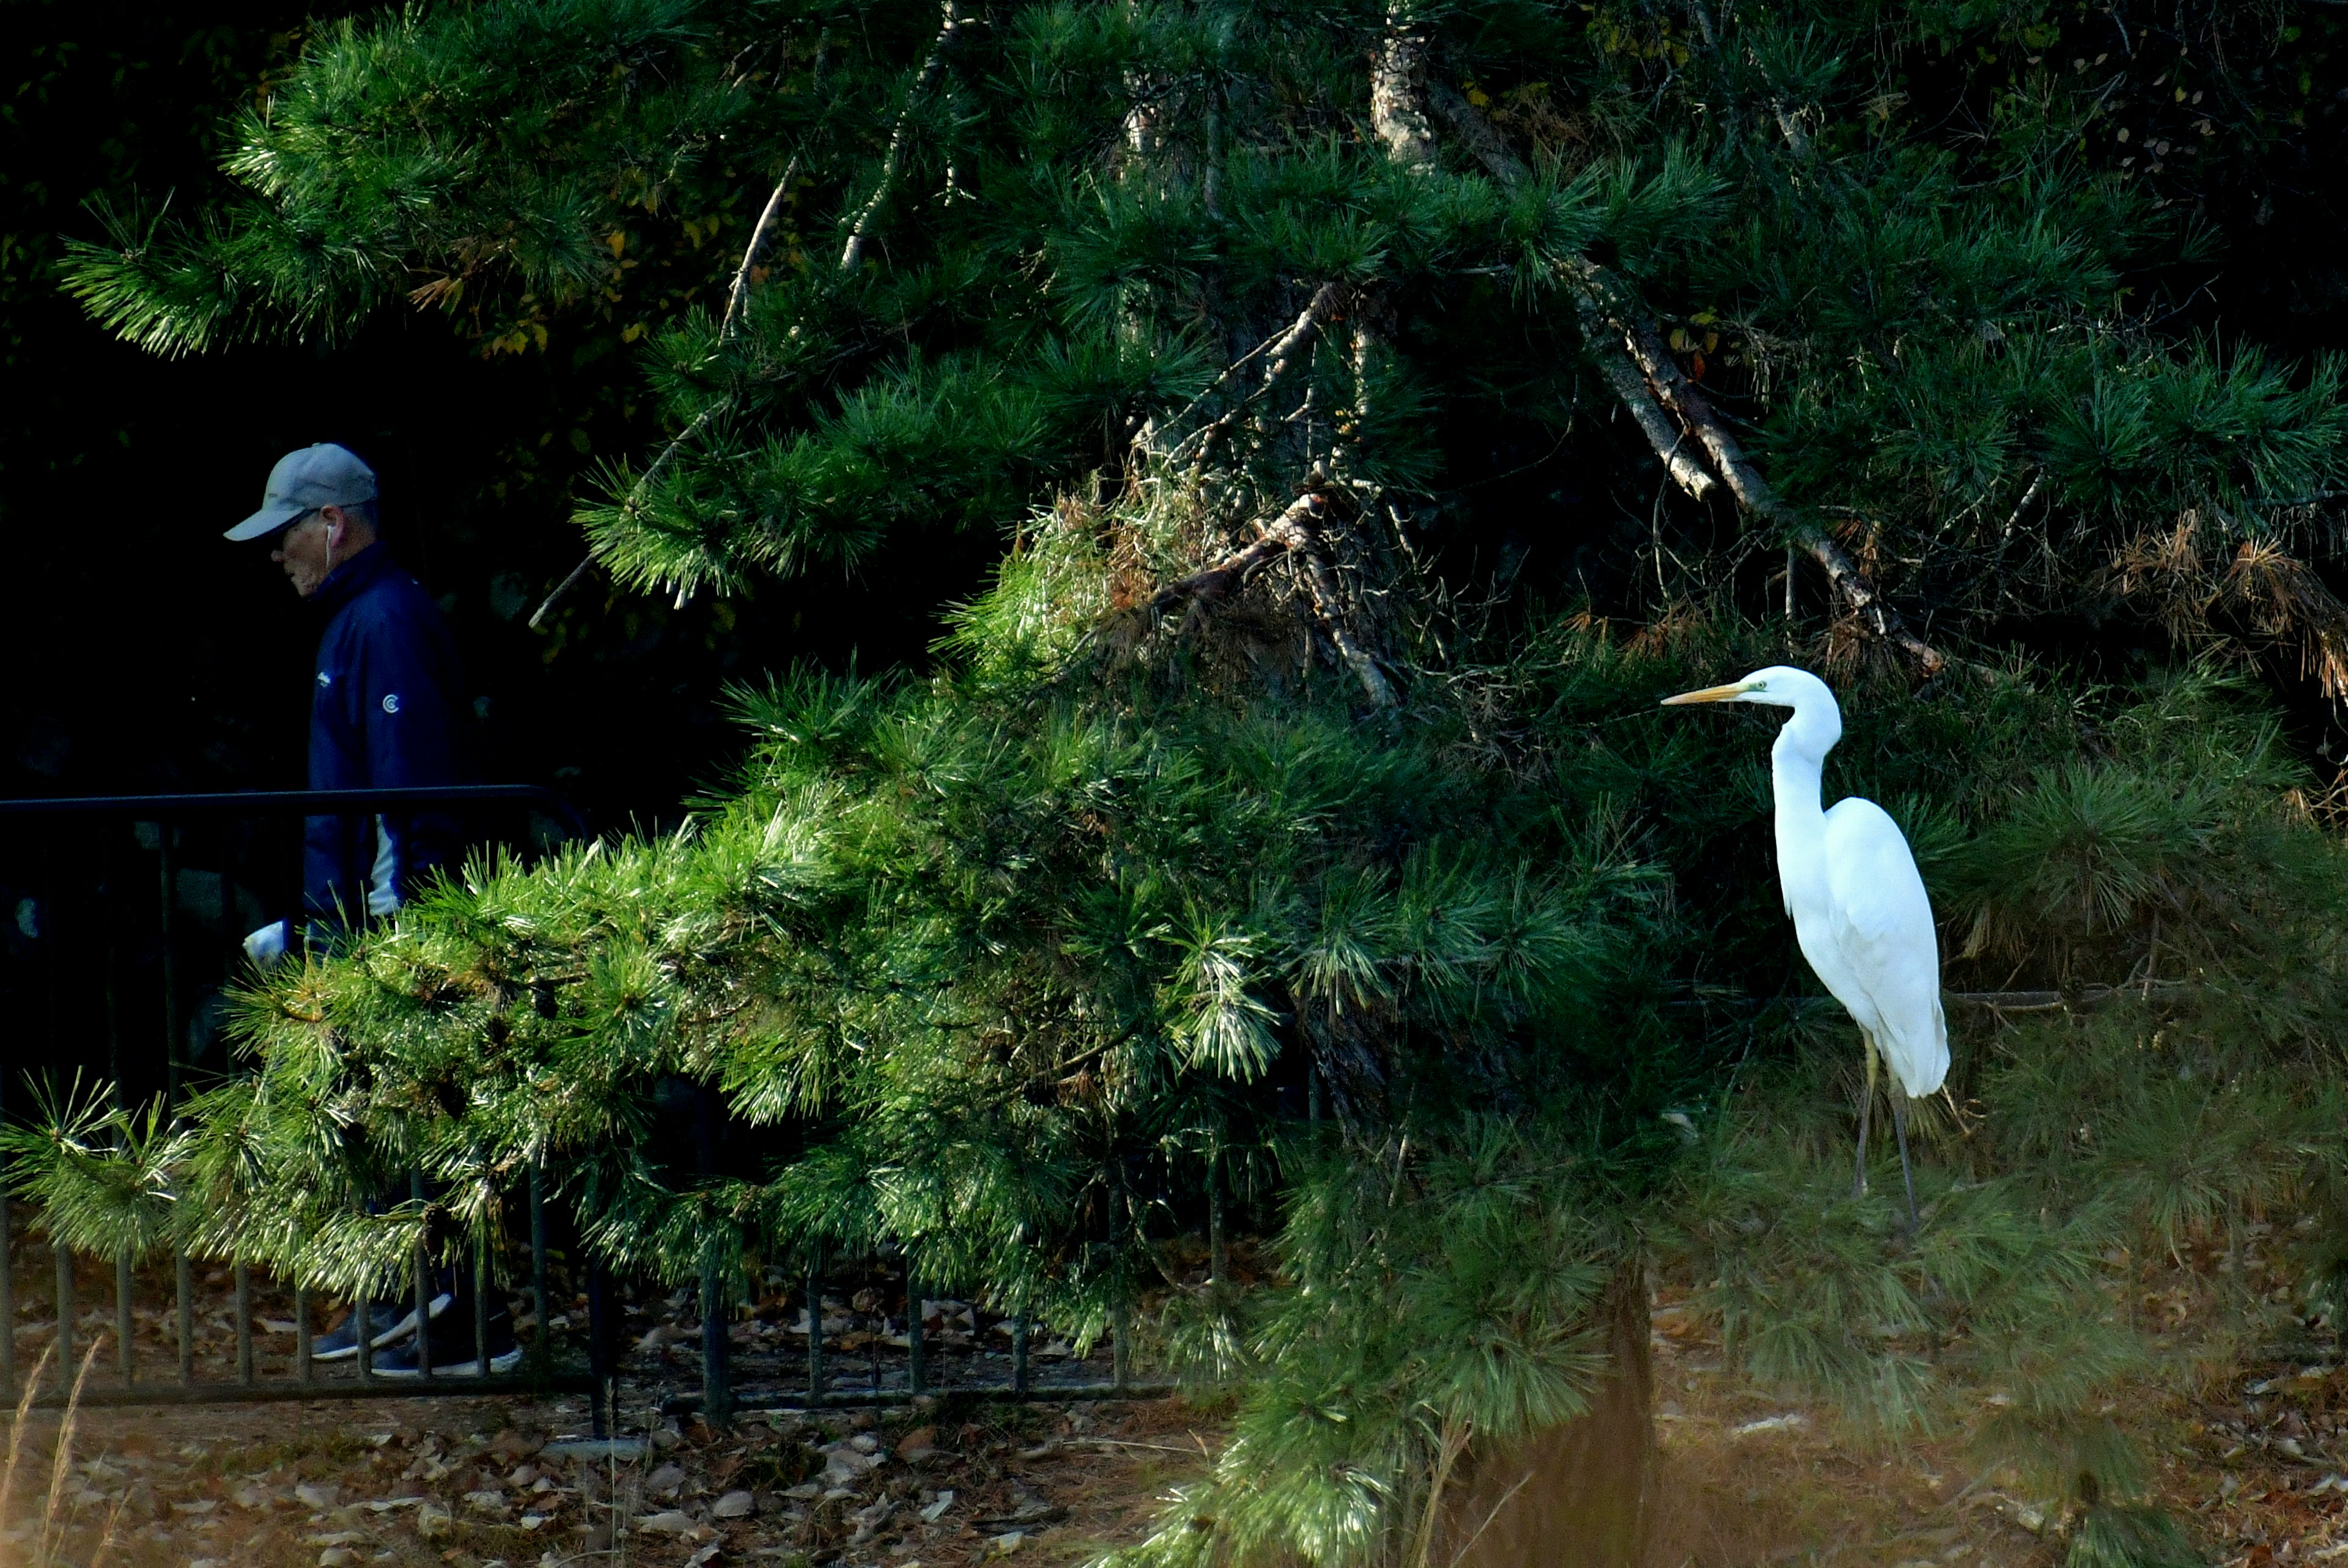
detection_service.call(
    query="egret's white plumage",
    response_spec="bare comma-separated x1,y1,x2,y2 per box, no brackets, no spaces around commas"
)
1663,665,1947,1213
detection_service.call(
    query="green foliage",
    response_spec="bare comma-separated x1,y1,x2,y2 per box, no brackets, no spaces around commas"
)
1110,1122,1616,1568
29,0,2348,1562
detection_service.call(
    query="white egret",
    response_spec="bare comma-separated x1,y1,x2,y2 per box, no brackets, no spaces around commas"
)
1662,666,1948,1221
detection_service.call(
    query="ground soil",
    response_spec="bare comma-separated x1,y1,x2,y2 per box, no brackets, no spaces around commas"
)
6,1228,2346,1567
1,1388,1219,1567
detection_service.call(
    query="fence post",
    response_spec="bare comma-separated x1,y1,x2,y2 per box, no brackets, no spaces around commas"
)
1011,1312,1029,1399
1,1189,14,1401
1208,1148,1228,1288
474,1229,490,1377
805,1253,825,1406
176,1250,194,1386
117,1250,135,1384
906,1271,926,1396
295,1284,314,1388
528,1158,550,1379
54,1243,75,1391
701,1248,731,1425
356,1296,373,1382
235,1261,254,1386
586,1260,613,1441
411,1172,435,1382
157,824,177,1108
693,1084,730,1426
1112,1300,1131,1393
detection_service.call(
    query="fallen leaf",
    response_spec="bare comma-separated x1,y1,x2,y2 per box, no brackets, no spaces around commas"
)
713,1489,755,1518
416,1501,454,1539
295,1482,341,1510
636,1510,706,1538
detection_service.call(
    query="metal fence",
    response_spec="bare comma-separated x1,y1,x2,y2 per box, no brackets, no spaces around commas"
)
0,786,1157,1426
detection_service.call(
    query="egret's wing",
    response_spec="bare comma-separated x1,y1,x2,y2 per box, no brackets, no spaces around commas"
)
1820,798,1949,1096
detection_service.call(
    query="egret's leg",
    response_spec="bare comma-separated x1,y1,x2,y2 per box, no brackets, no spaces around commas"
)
1892,1092,1919,1228
1854,1036,1878,1199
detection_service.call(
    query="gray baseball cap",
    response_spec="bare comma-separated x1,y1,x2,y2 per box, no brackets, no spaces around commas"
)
225,443,379,541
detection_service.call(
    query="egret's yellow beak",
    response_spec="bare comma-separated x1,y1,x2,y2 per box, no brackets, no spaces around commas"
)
1660,682,1749,707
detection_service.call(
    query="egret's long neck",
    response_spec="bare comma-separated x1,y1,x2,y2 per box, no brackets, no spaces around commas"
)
1770,701,1837,903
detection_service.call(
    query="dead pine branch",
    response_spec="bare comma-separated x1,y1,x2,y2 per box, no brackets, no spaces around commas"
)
1575,265,1946,677
1148,492,1329,616
1296,528,1398,707
840,0,967,273
1590,342,1718,503
1145,488,1395,707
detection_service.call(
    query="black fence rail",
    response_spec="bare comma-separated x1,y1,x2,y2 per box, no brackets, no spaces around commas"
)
0,787,1161,1426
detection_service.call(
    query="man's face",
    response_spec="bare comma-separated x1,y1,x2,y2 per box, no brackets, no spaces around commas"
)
270,510,338,597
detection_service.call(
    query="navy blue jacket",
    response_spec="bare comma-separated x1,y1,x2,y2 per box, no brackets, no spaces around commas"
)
306,543,470,928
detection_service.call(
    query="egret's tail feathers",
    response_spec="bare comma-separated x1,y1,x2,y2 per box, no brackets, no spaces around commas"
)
1883,996,1951,1099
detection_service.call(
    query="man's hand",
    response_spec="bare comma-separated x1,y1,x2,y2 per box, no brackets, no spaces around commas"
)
243,919,290,969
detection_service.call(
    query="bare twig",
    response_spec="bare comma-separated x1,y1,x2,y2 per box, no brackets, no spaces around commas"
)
527,553,597,631
840,0,967,273
530,397,726,628
720,153,802,341
1296,537,1397,707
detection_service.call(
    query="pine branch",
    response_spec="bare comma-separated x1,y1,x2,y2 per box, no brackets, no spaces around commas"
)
530,397,727,628
1395,56,1947,675
839,0,967,274
542,0,965,625
1423,79,1527,183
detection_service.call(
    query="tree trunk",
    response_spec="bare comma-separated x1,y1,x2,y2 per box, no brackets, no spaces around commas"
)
1438,1260,1653,1568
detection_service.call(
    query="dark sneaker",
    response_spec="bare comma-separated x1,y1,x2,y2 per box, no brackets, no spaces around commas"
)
311,1294,452,1361
370,1312,522,1378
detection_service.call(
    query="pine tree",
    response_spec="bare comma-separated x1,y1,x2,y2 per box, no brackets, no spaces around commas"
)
22,3,2348,1564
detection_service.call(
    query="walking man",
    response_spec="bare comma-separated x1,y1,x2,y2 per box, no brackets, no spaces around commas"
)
229,442,517,1375
227,442,468,948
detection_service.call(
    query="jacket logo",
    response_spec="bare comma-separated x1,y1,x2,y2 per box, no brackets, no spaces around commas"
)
316,671,332,687
382,693,401,715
